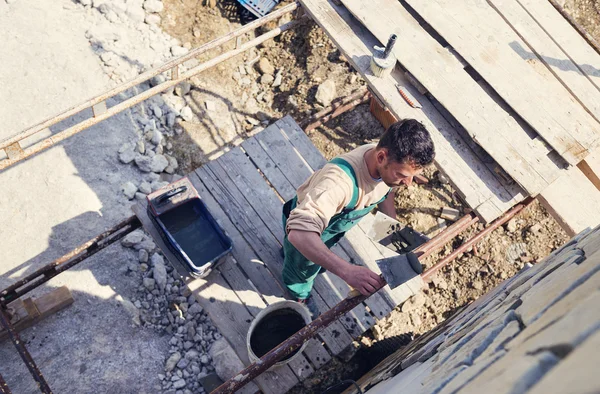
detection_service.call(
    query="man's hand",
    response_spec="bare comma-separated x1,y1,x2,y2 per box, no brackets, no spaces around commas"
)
341,265,386,296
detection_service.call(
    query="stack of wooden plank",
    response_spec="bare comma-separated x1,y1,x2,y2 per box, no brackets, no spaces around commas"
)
299,0,600,235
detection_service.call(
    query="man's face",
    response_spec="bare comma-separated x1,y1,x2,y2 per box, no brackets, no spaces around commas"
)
377,150,422,188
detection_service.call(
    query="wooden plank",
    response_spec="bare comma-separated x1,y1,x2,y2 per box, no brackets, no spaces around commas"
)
403,0,599,164
0,287,73,342
578,149,600,191
197,163,353,356
538,165,600,236
242,135,297,201
186,265,293,394
518,0,600,92
487,0,600,122
254,125,314,189
297,0,526,223
278,115,328,169
340,0,564,193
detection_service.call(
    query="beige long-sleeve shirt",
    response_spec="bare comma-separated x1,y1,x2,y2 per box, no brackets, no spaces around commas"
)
286,144,391,235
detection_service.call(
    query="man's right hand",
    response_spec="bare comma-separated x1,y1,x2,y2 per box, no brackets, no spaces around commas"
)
341,264,386,296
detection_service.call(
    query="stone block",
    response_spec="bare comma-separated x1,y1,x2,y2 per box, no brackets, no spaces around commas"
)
528,329,600,394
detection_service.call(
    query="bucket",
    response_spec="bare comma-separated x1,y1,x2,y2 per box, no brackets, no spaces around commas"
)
247,300,311,368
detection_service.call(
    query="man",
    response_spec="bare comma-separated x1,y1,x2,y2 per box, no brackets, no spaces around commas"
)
282,119,435,314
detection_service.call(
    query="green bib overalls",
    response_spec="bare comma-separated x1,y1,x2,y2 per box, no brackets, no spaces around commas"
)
282,157,390,300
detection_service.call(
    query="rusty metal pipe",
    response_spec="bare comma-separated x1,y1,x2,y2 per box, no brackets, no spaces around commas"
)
0,2,300,152
0,373,11,394
304,92,371,133
0,17,304,171
301,87,369,128
547,0,600,56
422,198,534,281
0,308,52,393
0,217,141,305
414,213,479,260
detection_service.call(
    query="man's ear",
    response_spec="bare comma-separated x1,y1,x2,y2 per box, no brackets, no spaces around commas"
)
376,149,387,165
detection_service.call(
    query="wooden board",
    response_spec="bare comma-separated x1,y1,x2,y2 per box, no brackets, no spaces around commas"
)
340,0,563,194
578,149,600,191
487,0,600,122
404,0,600,164
0,286,73,341
518,0,600,92
538,164,600,236
297,0,527,223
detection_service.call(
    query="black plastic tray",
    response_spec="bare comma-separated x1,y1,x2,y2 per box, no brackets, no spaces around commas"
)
149,198,232,278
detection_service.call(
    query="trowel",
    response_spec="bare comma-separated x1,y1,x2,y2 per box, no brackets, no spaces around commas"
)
376,251,423,289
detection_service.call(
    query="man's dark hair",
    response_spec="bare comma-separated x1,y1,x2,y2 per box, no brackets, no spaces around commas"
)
377,119,435,168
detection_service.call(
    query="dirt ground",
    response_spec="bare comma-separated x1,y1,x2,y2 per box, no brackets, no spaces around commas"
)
157,0,596,391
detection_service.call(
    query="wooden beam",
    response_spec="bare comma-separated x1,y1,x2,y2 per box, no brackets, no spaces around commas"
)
578,149,600,191
404,0,599,164
0,286,73,342
538,165,600,236
297,0,527,223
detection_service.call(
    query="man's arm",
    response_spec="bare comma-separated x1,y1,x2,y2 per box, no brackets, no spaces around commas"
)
378,191,397,219
288,229,385,296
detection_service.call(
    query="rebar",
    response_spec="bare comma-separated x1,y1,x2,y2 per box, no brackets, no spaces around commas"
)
0,308,52,393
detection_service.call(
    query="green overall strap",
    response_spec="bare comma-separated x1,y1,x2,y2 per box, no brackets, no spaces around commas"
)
329,157,359,212
329,157,391,211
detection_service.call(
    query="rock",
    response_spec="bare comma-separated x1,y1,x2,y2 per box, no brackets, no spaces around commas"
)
166,112,177,128
139,181,152,195
145,13,161,26
151,181,170,192
150,75,166,87
315,79,336,106
257,58,275,75
154,258,168,290
121,231,145,248
117,296,141,326
185,349,199,360
143,278,156,291
149,154,169,173
529,223,542,234
175,82,191,97
136,140,146,154
210,338,244,381
432,275,448,290
401,292,426,313
273,71,283,87
506,218,518,233
122,182,138,200
119,149,136,164
165,352,182,372
139,249,149,263
260,74,274,85
165,155,179,174
171,46,188,57
135,155,153,172
177,358,189,369
152,104,163,119
187,303,203,317
173,379,186,390
143,0,163,13
471,280,484,290
204,100,216,112
134,239,156,253
151,129,163,145
180,106,193,122
78,0,92,5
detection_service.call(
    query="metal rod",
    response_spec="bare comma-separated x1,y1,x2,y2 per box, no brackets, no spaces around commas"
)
414,213,479,260
301,87,368,128
547,0,600,56
0,308,52,393
382,34,398,59
421,198,534,281
0,373,12,394
0,18,303,172
304,91,371,132
0,217,141,305
0,2,299,152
